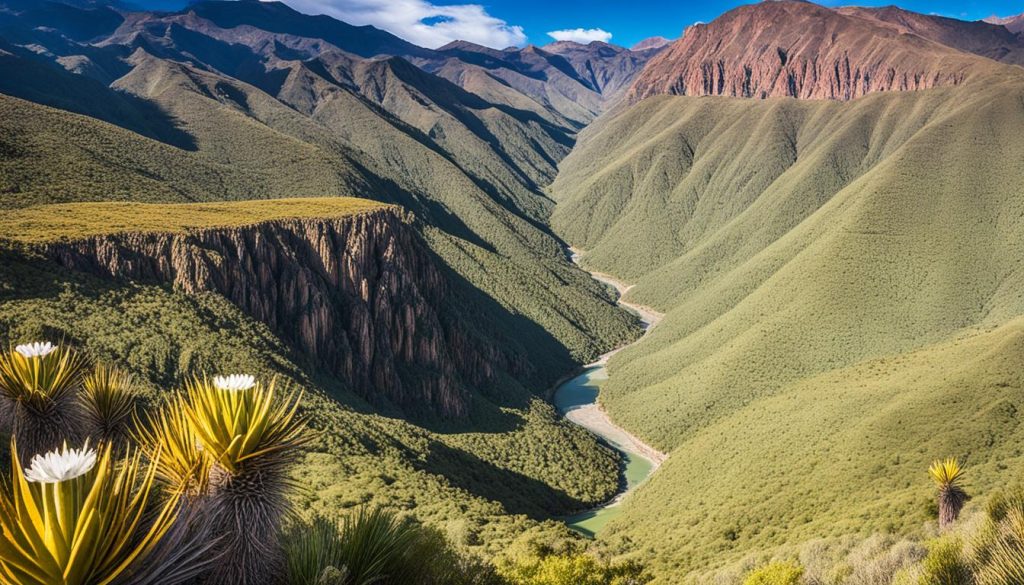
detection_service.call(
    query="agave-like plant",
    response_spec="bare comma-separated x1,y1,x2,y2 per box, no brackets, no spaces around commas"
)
285,516,351,585
336,507,426,585
81,364,137,447
975,504,1024,585
0,342,89,460
181,374,309,585
930,457,967,529
0,440,196,585
134,401,211,496
286,508,445,585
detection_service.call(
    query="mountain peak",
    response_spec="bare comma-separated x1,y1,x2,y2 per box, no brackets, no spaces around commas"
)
984,12,1024,33
628,0,1002,102
631,36,672,51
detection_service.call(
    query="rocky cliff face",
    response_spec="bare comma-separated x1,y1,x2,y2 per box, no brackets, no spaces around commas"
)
45,207,516,417
628,0,995,103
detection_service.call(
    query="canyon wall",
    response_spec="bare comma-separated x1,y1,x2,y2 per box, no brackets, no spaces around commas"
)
46,207,519,417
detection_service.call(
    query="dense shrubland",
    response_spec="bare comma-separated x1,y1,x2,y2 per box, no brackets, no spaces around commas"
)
0,340,650,584
695,462,1024,585
551,76,1024,577
0,242,625,553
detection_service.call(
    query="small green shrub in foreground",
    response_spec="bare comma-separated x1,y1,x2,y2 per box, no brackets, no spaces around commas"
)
742,560,804,585
919,536,972,585
498,551,651,585
285,507,505,585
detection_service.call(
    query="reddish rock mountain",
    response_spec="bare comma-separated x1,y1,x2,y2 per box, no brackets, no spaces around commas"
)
985,13,1024,34
840,6,1024,65
628,0,1005,102
631,37,673,51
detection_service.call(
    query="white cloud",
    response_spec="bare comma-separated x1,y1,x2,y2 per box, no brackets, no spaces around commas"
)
546,27,612,44
272,0,527,49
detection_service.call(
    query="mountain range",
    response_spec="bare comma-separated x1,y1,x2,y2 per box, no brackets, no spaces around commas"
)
4,0,1024,582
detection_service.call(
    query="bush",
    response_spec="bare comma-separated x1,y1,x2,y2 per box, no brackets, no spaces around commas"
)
842,536,926,585
970,492,1024,585
285,507,504,585
919,536,972,585
499,552,651,585
742,560,804,585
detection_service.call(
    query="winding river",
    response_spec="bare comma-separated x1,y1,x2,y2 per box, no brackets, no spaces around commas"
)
553,251,667,537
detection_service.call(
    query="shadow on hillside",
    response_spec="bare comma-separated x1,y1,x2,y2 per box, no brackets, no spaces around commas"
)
410,256,577,435
419,440,590,519
0,44,197,151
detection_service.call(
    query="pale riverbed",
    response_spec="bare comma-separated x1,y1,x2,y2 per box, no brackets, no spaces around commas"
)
553,250,667,537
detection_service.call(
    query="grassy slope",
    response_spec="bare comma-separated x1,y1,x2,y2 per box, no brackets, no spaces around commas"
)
0,197,388,242
0,242,619,552
0,39,640,556
550,72,1024,579
604,319,1024,580
0,51,639,367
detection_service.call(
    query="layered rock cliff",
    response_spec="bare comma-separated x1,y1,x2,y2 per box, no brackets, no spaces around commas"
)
627,0,998,102
45,207,517,417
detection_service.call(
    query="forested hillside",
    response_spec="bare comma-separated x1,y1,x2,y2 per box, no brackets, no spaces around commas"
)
0,0,649,561
550,1,1024,578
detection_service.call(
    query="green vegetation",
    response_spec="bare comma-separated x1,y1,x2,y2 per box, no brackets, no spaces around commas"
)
179,375,311,583
0,197,389,243
0,443,193,584
80,364,137,445
971,491,1024,585
0,242,620,557
918,536,972,585
285,507,499,585
497,551,651,585
742,561,803,585
0,318,651,583
0,341,89,458
930,459,968,530
693,473,1024,585
549,73,1024,579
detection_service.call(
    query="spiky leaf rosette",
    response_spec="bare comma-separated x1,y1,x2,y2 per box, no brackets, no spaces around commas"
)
134,401,211,496
181,375,309,585
976,505,1024,585
285,517,348,585
930,458,967,529
286,508,438,585
81,365,137,446
181,375,308,476
0,343,88,460
0,441,190,585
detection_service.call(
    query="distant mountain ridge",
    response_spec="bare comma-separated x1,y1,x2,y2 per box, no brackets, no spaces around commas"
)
631,36,672,51
628,0,1020,102
0,0,643,406
985,12,1024,34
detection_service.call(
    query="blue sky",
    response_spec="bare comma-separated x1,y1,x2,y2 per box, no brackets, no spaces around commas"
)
494,0,1024,47
152,0,1024,49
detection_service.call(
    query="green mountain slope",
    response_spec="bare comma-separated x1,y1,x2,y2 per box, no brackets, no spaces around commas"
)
0,0,642,557
552,72,1024,578
0,239,620,553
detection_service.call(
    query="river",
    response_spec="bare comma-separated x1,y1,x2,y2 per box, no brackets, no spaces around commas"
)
553,251,667,537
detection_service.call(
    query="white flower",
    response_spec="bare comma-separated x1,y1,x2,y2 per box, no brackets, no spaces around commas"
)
213,374,257,391
24,443,97,483
15,341,56,359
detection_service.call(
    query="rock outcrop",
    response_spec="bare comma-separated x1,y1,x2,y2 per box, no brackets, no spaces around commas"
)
628,0,998,103
46,207,513,417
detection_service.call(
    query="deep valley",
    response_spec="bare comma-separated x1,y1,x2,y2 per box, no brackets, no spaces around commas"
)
2,0,1024,583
